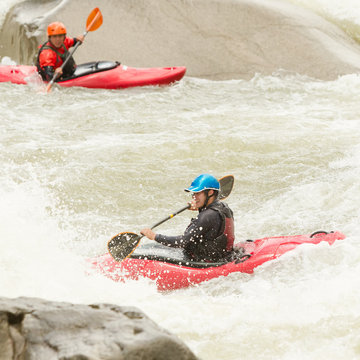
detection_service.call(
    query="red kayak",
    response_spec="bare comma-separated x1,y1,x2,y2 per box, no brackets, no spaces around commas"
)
91,230,346,291
0,61,186,89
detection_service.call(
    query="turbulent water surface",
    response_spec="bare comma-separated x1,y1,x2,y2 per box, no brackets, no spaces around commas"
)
1,0,360,359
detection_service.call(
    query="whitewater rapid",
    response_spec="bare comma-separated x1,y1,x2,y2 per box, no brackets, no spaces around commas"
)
1,0,360,359
1,72,360,359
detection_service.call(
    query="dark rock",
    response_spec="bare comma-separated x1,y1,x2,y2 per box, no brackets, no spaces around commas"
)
0,296,198,360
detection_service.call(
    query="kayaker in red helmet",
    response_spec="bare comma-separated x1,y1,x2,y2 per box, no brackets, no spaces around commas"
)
141,174,235,262
36,22,85,81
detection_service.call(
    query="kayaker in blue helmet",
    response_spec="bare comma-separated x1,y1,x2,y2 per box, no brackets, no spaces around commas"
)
141,174,235,262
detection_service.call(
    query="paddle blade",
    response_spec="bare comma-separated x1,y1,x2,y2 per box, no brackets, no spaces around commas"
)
108,232,141,262
218,175,234,200
46,73,59,92
86,7,103,32
45,82,53,93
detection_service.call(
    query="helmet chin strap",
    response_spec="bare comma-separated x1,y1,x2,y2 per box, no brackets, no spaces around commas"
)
203,190,216,209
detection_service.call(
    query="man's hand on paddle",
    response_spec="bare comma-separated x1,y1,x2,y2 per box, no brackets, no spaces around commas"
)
188,198,198,211
54,67,63,77
140,228,156,240
76,35,85,43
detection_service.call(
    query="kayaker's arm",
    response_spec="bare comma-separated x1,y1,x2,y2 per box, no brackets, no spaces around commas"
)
152,209,222,248
140,228,184,247
155,233,184,247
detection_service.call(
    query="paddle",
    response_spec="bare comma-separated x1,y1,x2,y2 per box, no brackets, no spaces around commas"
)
108,175,235,262
46,7,103,92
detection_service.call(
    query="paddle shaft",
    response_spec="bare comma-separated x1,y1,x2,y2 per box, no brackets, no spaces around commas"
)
47,9,102,89
135,175,233,241
146,175,233,233
46,34,85,89
108,175,234,262
138,204,190,240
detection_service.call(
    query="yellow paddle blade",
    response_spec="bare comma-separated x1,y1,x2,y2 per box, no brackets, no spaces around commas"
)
86,7,103,32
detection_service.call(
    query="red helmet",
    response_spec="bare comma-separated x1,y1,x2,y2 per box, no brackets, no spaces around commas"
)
47,22,66,36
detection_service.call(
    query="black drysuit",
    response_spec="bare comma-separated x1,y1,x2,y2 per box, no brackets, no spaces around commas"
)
155,200,234,262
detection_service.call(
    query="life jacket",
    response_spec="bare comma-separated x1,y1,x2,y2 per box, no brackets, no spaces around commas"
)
36,40,76,80
210,201,235,252
185,201,235,262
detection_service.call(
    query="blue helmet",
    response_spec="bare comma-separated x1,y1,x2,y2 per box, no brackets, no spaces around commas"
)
185,174,220,193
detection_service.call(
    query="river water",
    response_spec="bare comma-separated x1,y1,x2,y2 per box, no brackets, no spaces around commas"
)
1,1,360,359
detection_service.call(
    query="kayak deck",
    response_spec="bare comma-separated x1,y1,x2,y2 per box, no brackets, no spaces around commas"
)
0,61,186,89
91,230,346,291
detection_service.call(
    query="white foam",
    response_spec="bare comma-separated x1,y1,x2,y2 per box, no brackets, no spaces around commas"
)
0,56,17,65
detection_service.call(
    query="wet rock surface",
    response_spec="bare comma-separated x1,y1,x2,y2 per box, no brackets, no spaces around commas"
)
1,0,360,80
0,296,198,360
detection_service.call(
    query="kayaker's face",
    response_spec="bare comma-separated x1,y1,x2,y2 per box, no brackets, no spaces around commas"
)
192,190,214,209
49,34,66,48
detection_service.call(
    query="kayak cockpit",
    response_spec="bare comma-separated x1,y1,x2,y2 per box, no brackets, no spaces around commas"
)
130,243,249,268
59,61,120,81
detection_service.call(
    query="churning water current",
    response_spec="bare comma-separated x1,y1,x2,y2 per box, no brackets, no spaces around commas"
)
1,73,360,359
